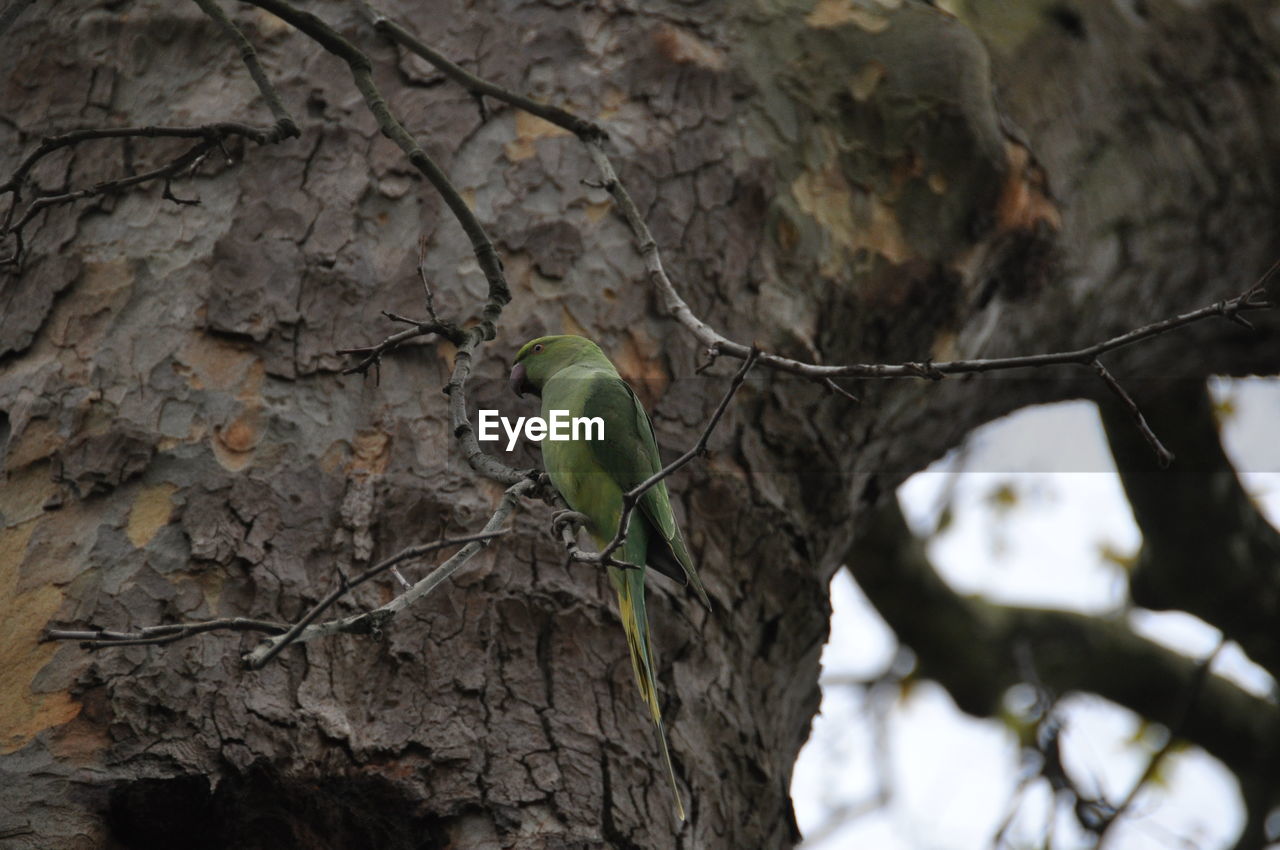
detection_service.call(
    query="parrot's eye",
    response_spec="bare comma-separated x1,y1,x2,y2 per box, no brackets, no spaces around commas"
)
532,343,544,353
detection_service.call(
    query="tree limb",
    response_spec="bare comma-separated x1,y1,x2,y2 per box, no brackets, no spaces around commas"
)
846,496,1280,797
43,617,290,649
1099,379,1280,680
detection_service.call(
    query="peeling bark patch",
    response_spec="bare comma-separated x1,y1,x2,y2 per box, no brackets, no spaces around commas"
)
53,426,156,498
613,329,670,408
0,522,80,755
806,0,892,32
848,61,887,101
0,254,83,358
206,235,302,342
175,333,262,393
0,461,58,527
125,482,178,548
47,258,134,361
500,219,585,281
182,489,246,565
651,24,728,70
996,142,1061,234
213,405,264,471
348,429,391,477
504,111,572,162
5,417,60,472
791,158,911,273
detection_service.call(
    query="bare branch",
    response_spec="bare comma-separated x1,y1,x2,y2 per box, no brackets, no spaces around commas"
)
1100,380,1280,679
242,0,529,491
337,316,465,376
1094,640,1226,847
822,377,861,405
43,617,290,649
356,0,606,142
42,528,504,655
585,124,1275,381
190,0,300,143
1092,358,1175,468
343,7,1277,477
417,232,440,322
1,139,217,264
847,497,1280,805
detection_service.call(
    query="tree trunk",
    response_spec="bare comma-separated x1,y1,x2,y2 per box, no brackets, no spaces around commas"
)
1,1,1276,848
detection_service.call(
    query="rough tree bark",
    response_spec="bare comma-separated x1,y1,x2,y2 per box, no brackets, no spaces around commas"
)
0,1,1276,849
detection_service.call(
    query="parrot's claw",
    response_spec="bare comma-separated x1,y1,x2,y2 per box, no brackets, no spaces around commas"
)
550,510,590,540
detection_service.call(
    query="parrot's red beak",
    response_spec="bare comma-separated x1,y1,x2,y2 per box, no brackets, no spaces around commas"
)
509,361,531,398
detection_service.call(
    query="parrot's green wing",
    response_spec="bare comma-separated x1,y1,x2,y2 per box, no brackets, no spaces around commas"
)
583,375,713,610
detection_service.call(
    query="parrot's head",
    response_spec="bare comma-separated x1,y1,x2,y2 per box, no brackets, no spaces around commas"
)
510,335,607,398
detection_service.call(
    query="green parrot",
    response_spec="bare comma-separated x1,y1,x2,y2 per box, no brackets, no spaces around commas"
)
509,334,711,821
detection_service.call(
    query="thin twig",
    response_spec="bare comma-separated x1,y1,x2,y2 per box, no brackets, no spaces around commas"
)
1093,640,1226,847
2,125,269,196
2,140,216,264
583,129,1275,381
1092,359,1175,468
357,0,605,142
823,377,861,404
245,0,527,489
43,617,290,649
338,317,465,375
417,232,440,322
190,0,300,143
1,0,300,269
346,6,1278,472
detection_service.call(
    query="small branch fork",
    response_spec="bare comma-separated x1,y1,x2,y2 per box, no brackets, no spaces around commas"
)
0,0,300,267
243,527,509,668
336,312,466,377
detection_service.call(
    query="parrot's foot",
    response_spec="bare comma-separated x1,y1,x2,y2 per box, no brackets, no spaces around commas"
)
526,471,555,499
550,510,590,540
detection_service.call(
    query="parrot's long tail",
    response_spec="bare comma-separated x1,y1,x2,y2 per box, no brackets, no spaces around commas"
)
610,564,687,821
